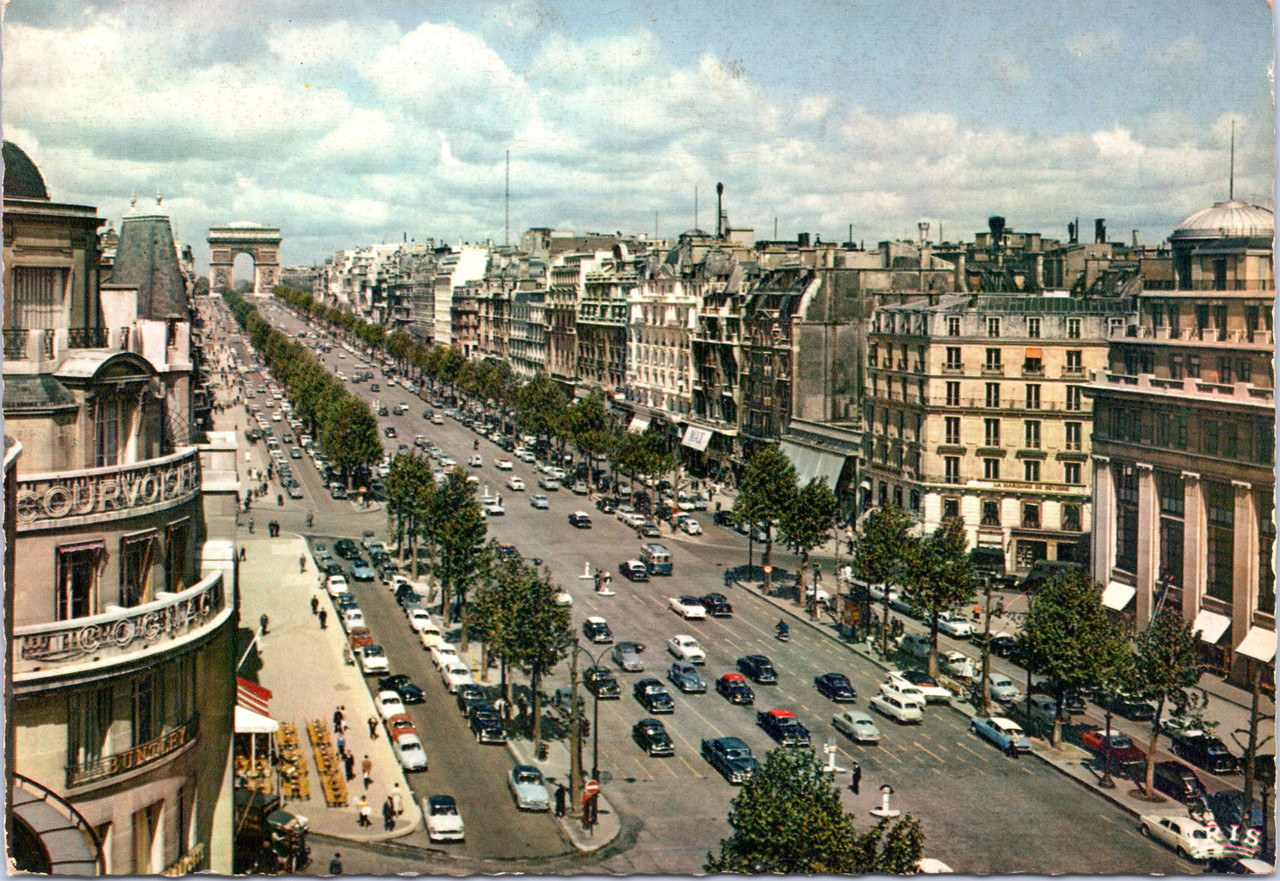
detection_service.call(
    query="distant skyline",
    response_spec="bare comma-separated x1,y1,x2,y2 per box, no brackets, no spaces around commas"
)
3,0,1274,275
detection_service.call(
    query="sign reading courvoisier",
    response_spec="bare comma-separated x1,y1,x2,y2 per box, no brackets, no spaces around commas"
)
15,452,201,525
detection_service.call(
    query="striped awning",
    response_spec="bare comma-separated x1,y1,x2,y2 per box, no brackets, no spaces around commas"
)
236,676,272,715
779,441,847,491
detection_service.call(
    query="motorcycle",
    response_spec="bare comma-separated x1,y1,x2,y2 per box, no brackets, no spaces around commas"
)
776,624,790,642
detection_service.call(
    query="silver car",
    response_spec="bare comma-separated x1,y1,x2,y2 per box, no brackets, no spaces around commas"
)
508,764,550,811
612,641,645,672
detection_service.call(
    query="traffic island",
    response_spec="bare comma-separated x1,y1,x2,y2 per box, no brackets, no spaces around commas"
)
505,735,621,853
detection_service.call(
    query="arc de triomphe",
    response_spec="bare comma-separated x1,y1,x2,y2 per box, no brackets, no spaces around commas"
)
208,223,281,295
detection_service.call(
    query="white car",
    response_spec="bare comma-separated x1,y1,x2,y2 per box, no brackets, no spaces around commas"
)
886,672,951,703
424,795,465,842
495,458,513,470
441,662,475,693
391,733,428,772
440,456,456,468
869,691,923,724
1139,814,1227,861
675,514,703,535
538,477,560,491
833,709,883,743
468,454,482,467
430,642,458,669
878,681,927,710
407,609,433,633
341,608,365,632
554,590,573,606
376,689,407,720
669,596,707,619
934,611,974,639
939,651,977,679
530,494,550,509
666,635,707,664
515,448,536,463
507,476,525,491
987,672,1021,703
326,575,350,597
360,645,390,674
418,621,444,650
482,500,505,516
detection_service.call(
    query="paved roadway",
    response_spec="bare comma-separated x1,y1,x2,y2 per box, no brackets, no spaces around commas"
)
231,300,1197,875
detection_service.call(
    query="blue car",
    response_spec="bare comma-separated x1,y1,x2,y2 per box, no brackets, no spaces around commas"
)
970,716,1031,753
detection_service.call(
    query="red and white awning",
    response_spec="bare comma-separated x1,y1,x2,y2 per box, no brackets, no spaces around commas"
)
236,676,272,715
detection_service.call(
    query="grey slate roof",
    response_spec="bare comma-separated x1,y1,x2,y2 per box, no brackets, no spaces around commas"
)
3,375,78,411
107,212,189,320
2,141,50,201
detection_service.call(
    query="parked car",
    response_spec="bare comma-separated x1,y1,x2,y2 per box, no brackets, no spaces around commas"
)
832,709,883,744
666,635,706,663
970,716,1031,753
1104,692,1158,722
583,616,613,643
1138,814,1226,861
1078,729,1146,770
715,672,755,705
429,642,458,669
814,672,858,702
633,718,675,756
987,672,1021,703
1151,760,1207,803
341,607,366,632
348,626,373,650
391,733,428,771
441,662,475,694
667,661,707,693
701,736,760,784
377,674,425,704
423,795,465,842
633,678,675,714
669,596,707,619
1170,731,1238,775
699,592,733,617
376,689,407,720
385,713,418,741
595,496,619,514
869,691,923,724
612,641,646,672
326,574,350,597
737,655,778,684
891,671,951,703
508,765,551,811
469,708,507,744
360,645,390,675
756,708,811,746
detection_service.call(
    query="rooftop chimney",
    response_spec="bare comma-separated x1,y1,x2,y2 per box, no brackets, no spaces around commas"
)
716,182,724,239
988,216,1006,247
1095,218,1106,244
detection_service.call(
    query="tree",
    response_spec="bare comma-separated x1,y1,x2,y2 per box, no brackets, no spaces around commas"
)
319,397,383,484
424,468,488,648
732,446,798,570
383,454,433,578
902,517,978,677
514,373,568,444
1132,612,1202,798
1019,568,1131,748
705,748,924,874
780,477,838,595
851,505,916,655
496,565,573,755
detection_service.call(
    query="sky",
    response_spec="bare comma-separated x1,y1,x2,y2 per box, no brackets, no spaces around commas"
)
2,0,1275,275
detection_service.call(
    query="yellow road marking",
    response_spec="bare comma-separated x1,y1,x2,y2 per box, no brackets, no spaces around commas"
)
914,742,944,763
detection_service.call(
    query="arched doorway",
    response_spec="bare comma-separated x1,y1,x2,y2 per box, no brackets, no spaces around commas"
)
207,223,281,296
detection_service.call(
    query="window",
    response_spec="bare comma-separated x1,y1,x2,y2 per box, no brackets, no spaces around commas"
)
1066,350,1083,374
984,418,1001,446
868,344,878,367
981,500,1000,526
1064,462,1082,485
95,398,121,468
1223,421,1238,458
1218,357,1234,385
1024,420,1041,449
870,376,878,399
1170,356,1184,380
1205,419,1220,456
1115,463,1139,573
1024,460,1041,482
1259,422,1275,465
917,379,926,404
893,486,903,508
132,672,165,747
1065,421,1082,451
909,490,920,512
1237,359,1252,384
69,685,113,769
1186,354,1201,378
987,317,1001,338
944,416,961,445
946,316,960,337
9,266,66,330
944,456,960,484
1206,481,1234,602
945,381,960,407
1025,384,1041,409
1022,502,1041,529
165,519,190,593
985,348,1002,371
1067,317,1081,339
1027,317,1041,338
945,346,961,370
1065,386,1083,411
942,497,960,519
983,458,1000,479
1062,503,1082,531
120,533,157,608
57,544,102,620
980,382,997,409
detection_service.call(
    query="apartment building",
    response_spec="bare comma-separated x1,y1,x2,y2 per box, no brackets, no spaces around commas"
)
578,244,641,396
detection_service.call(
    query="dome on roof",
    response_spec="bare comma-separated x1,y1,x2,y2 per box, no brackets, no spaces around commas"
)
3,142,49,201
1171,200,1273,239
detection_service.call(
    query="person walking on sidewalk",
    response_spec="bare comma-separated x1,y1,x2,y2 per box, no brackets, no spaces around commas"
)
356,795,371,827
368,716,379,739
361,755,373,789
391,782,404,816
328,853,343,875
343,752,355,781
382,797,396,831
333,707,344,734
300,555,307,573
318,609,327,630
850,761,862,795
311,595,319,616
239,546,247,562
260,613,269,635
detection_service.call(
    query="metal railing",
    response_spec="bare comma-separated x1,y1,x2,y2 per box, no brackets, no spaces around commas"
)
67,714,200,788
67,327,110,348
3,329,28,359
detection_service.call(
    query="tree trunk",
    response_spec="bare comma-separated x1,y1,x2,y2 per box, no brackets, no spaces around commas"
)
1143,697,1167,798
531,663,544,752
459,591,469,650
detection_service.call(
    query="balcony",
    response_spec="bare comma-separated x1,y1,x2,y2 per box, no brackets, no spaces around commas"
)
67,713,200,789
13,570,227,682
15,448,204,532
1093,372,1274,407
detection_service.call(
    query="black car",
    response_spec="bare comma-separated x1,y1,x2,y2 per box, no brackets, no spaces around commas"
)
633,678,675,714
814,672,857,702
1104,693,1157,722
334,539,360,559
701,736,760,784
619,560,649,582
455,683,487,716
469,708,507,744
384,426,398,438
757,709,812,747
1201,790,1264,834
699,593,734,617
716,673,755,705
712,510,735,527
322,561,345,577
1150,760,1207,803
584,665,621,699
568,511,593,528
632,718,674,756
737,655,778,684
377,674,425,704
394,582,419,604
582,617,613,643
1170,731,1238,775
1030,680,1088,714
596,497,619,514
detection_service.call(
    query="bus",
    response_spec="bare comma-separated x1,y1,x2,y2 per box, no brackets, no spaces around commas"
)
640,543,673,576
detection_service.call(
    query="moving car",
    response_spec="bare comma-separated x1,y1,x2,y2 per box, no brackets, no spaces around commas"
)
619,560,649,582
899,633,931,659
391,733,428,772
699,593,733,617
701,736,760,784
584,665,621,699
970,716,1031,753
814,672,857,702
583,616,613,643
832,709,883,744
878,681,927,710
869,691,923,724
677,515,703,536
666,635,707,663
530,493,550,510
612,641,646,672
537,476,560,491
350,560,376,582
423,795,465,843
376,690,407,720
377,674,425,704
667,661,707,693
633,718,675,756
468,454,482,467
359,645,390,675
495,458,513,470
1138,814,1226,861
568,511,593,528
669,596,707,619
507,476,525,491
737,655,778,684
633,678,675,713
508,765,551,811
482,499,505,516
756,708,811,746
334,539,360,559
716,672,755,705
596,496,618,514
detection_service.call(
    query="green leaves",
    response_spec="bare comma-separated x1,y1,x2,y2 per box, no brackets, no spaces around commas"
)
780,478,838,559
733,445,798,530
705,748,925,874
850,505,915,586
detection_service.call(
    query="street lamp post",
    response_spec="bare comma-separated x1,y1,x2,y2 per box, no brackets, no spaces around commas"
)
578,643,612,784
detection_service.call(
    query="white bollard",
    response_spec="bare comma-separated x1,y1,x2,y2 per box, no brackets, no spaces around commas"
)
870,783,900,818
579,561,594,580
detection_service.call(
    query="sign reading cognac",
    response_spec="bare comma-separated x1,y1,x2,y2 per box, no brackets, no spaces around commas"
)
16,451,200,525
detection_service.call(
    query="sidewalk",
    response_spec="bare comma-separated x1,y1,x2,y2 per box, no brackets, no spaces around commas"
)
238,533,422,844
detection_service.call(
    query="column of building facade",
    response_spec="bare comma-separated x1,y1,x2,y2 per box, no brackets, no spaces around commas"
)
1135,462,1158,624
1180,471,1205,624
1091,455,1116,588
1231,480,1259,649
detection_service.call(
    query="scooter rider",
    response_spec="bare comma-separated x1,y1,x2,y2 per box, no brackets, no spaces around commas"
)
776,619,789,638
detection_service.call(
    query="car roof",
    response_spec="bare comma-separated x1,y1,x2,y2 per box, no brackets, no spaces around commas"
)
722,672,746,681
766,708,797,719
428,795,456,808
586,616,607,624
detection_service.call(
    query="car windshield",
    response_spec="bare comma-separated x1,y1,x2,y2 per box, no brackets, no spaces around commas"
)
724,747,749,759
433,803,457,816
1109,734,1134,748
516,771,540,784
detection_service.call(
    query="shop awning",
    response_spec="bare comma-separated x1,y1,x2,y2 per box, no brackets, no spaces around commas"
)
1235,626,1277,662
1191,609,1232,645
235,705,279,735
779,441,847,491
11,778,102,875
682,426,713,452
1101,581,1136,610
236,676,272,715
628,414,651,433
1025,347,1042,359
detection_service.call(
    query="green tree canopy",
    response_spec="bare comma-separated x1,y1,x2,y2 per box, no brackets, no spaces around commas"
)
732,445,799,564
1132,612,1203,797
705,747,925,874
424,468,488,647
319,397,383,479
851,505,917,652
903,517,978,676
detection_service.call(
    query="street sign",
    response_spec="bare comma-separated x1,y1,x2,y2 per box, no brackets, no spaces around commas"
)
584,779,600,798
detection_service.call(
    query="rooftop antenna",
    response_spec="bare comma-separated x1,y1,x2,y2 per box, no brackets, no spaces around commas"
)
774,217,778,239
716,182,724,239
1229,119,1235,201
505,150,510,247
694,185,699,231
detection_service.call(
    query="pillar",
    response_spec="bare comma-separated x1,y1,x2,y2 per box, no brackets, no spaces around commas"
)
1135,463,1158,624
1091,456,1116,588
1181,471,1205,624
1232,481,1259,649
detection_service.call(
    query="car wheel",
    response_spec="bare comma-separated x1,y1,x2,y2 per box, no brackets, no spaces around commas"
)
1140,824,1151,837
1176,847,1189,859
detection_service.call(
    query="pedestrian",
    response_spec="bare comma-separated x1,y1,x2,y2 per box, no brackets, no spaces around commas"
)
382,796,396,830
356,795,371,827
239,547,246,562
972,602,981,622
391,782,404,816
300,554,307,573
311,595,319,615
337,733,347,756
260,613,269,635
361,754,373,789
333,707,344,734
343,752,355,781
850,761,862,795
328,852,343,875
318,609,327,629
248,518,254,534
306,512,314,528
995,599,1005,617
368,716,379,739
1006,739,1019,759
554,783,567,818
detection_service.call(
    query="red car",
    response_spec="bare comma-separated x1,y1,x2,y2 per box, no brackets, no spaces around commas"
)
1079,729,1145,767
349,626,373,649
386,714,419,741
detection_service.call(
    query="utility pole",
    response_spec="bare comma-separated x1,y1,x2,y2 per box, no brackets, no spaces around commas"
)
569,641,583,818
979,575,993,716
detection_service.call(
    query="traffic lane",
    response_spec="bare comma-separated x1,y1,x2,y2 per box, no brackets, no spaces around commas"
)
335,547,570,860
